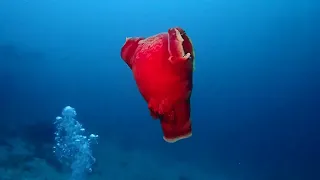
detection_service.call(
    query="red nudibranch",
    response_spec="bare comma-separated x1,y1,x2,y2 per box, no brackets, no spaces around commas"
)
120,27,195,143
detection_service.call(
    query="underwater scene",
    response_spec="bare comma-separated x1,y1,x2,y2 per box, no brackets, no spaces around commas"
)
0,0,319,180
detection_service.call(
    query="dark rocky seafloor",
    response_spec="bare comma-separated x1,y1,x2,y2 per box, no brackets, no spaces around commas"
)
0,122,217,180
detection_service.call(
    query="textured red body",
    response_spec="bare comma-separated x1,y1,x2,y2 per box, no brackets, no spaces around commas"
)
120,27,195,143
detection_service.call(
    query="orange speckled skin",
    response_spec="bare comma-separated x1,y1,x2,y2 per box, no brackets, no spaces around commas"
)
121,27,195,143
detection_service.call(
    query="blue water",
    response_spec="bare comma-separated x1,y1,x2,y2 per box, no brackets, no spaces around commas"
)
0,0,319,180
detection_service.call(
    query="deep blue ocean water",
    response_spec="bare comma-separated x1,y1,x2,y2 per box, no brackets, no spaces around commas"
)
0,0,319,180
